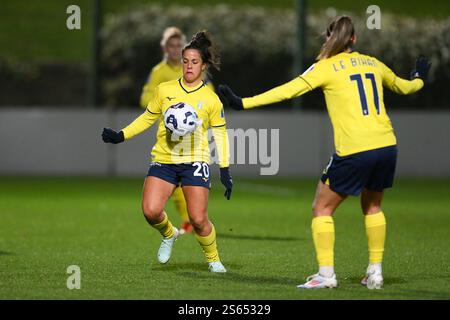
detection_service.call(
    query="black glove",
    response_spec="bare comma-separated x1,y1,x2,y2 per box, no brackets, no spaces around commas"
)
102,128,125,144
410,55,431,81
218,85,244,111
220,167,233,200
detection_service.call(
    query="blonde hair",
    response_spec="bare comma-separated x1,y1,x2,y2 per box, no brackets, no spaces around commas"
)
317,16,355,60
160,26,186,48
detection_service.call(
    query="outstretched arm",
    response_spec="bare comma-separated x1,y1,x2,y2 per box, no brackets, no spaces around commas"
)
102,86,163,144
242,77,312,109
123,85,163,139
218,62,325,110
121,109,160,140
381,68,423,95
379,56,431,95
218,77,311,111
102,109,160,144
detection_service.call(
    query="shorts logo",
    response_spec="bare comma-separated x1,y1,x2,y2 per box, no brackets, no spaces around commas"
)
202,177,209,182
150,162,162,167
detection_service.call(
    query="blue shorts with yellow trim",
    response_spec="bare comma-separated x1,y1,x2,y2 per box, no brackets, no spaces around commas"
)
147,162,211,189
321,145,397,196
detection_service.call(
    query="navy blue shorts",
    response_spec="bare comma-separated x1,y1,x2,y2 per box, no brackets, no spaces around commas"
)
147,162,211,189
321,145,398,196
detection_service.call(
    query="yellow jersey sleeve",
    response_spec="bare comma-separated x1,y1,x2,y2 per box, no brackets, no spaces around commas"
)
140,68,163,109
209,100,226,127
242,77,309,109
209,99,229,167
299,61,328,89
122,86,163,140
212,126,230,168
377,59,424,95
242,62,328,109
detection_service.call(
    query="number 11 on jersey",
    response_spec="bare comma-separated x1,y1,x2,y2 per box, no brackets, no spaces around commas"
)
350,73,380,116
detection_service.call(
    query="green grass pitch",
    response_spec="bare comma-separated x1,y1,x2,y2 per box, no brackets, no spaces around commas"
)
0,177,449,299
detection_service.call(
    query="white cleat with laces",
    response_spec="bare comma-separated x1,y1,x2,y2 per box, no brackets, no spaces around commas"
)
208,261,227,273
297,273,338,289
361,266,383,289
157,227,179,264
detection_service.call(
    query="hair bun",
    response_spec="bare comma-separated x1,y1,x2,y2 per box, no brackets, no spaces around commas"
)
183,30,220,71
192,31,212,47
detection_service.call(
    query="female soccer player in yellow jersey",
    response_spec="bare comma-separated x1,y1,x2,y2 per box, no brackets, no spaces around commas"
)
102,31,232,273
218,16,431,288
139,27,185,108
140,27,193,234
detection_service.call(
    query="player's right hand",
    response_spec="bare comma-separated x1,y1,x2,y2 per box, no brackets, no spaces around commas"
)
218,85,244,111
102,128,125,144
410,55,431,81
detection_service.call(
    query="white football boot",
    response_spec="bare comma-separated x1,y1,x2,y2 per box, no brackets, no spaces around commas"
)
208,261,227,273
157,227,179,264
297,273,338,289
361,265,383,289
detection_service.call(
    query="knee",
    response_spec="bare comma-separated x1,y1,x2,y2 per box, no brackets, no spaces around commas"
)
142,202,164,222
362,205,382,215
312,202,334,217
189,214,209,231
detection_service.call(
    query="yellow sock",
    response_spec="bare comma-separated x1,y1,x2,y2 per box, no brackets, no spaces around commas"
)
365,211,386,264
151,213,175,238
172,187,189,222
312,216,335,267
195,224,220,263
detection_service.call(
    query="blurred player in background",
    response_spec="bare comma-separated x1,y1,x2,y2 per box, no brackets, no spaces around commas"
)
218,16,431,288
102,30,232,273
140,27,185,108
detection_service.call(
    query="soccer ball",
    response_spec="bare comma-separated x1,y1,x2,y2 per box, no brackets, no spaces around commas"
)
163,102,199,138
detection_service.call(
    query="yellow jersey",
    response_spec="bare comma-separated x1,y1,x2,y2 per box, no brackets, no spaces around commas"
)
140,60,215,108
140,60,182,108
123,78,229,167
243,51,424,156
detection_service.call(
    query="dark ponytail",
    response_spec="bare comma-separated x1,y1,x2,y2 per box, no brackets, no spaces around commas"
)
183,30,221,71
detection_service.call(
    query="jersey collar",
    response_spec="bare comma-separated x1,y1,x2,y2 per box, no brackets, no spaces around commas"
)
179,78,205,94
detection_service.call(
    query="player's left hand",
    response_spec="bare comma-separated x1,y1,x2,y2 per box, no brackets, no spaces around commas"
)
218,85,244,111
410,55,431,81
220,167,233,200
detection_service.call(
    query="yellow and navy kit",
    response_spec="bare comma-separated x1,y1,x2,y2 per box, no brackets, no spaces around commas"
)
140,60,215,108
123,78,229,168
243,51,424,156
